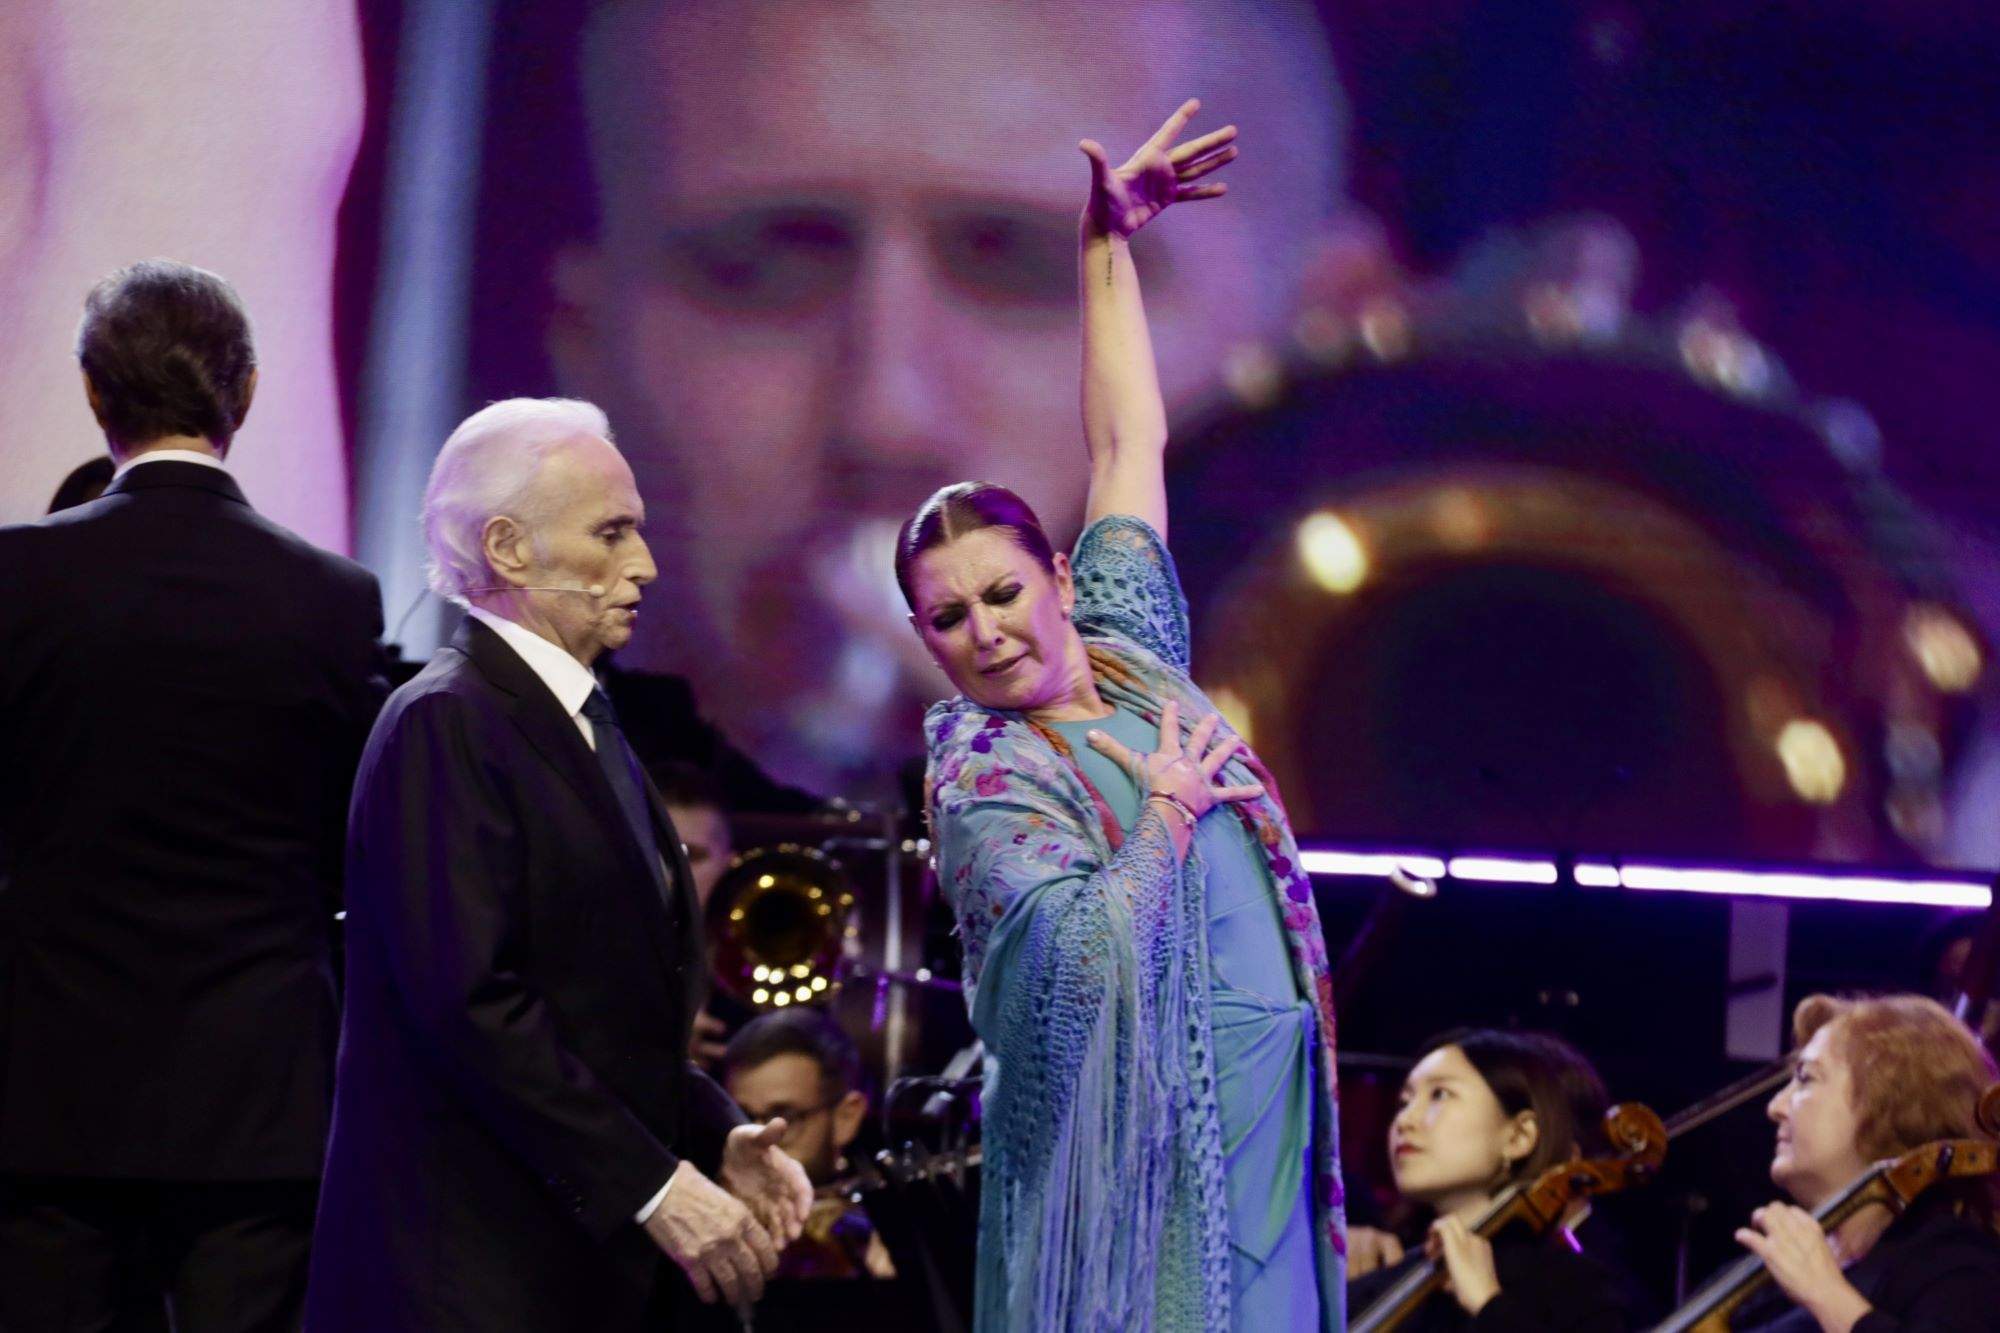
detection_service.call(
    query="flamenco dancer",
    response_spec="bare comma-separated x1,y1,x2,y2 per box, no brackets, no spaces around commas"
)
898,101,1346,1330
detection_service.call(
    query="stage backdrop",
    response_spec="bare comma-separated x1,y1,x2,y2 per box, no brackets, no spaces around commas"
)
0,0,362,551
8,0,1997,868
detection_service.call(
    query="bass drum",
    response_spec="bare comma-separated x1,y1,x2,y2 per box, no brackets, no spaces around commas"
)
1165,219,1985,864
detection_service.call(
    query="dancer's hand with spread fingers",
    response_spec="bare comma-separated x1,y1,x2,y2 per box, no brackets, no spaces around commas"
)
1079,97,1238,241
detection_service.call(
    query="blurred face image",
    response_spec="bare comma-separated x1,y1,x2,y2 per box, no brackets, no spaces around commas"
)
907,527,1083,714
558,0,1336,788
1388,1045,1538,1217
1766,1024,1870,1209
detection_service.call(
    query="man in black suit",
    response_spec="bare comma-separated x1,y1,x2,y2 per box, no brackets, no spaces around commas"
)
306,398,811,1331
0,260,389,1331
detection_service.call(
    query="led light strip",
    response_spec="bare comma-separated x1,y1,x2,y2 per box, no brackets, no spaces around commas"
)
1297,848,1993,909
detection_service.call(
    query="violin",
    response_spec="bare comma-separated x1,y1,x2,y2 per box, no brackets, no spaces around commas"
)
785,1139,984,1279
819,1137,981,1201
1654,1083,2000,1333
1353,1102,1669,1333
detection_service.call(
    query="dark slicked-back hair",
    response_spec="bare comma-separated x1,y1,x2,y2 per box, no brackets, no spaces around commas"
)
1415,1028,1612,1186
894,481,1058,611
76,260,257,450
721,1007,864,1100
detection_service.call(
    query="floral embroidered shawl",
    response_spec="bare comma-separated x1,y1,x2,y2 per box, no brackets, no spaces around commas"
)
925,515,1346,1332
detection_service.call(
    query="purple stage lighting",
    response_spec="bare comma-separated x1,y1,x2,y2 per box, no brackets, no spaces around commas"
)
1300,847,1992,909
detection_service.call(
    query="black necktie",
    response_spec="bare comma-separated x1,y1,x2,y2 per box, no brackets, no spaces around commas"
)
580,688,670,904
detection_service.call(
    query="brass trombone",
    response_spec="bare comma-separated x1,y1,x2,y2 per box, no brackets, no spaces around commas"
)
704,843,858,1010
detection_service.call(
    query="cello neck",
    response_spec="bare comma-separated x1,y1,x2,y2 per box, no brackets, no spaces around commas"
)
1653,1168,1887,1333
1354,1101,1668,1333
1350,1186,1527,1333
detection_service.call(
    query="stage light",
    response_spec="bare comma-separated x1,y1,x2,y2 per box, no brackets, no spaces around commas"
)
1904,605,1982,693
1223,342,1283,408
1775,718,1845,803
1611,864,1989,910
1358,297,1411,360
1387,867,1440,899
1209,686,1255,745
1296,512,1368,594
1298,842,1992,909
1678,321,1771,398
1446,856,1560,885
1297,850,1448,879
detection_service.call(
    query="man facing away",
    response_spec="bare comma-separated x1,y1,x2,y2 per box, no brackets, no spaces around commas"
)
0,259,389,1332
306,398,811,1331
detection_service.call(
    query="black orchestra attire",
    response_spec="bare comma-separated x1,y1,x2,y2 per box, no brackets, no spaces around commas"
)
0,457,388,1332
1731,1193,2000,1333
1348,1232,1635,1333
306,615,746,1332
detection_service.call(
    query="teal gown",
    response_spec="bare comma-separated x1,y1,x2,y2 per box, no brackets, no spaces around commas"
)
1049,703,1322,1328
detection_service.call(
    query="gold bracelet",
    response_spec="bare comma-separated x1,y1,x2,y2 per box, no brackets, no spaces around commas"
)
1146,792,1199,828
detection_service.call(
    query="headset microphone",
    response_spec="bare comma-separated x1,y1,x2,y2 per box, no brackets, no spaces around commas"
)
465,584,606,598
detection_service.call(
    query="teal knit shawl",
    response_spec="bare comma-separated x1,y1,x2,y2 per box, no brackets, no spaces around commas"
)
925,515,1347,1331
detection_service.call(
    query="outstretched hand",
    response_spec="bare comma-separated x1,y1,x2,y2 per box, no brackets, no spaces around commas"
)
1080,98,1238,240
1085,699,1263,823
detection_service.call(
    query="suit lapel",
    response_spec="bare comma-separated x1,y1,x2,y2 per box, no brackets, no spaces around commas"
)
454,620,684,989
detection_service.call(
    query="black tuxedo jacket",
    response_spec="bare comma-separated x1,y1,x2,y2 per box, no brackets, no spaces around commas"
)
306,617,746,1332
0,460,387,1180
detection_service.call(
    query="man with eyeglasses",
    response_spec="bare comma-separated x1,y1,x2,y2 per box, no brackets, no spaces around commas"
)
720,1011,895,1281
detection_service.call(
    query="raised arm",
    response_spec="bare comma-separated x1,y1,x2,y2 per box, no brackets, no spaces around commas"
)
1078,99,1238,542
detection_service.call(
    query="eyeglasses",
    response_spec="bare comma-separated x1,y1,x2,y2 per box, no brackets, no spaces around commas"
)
753,1096,844,1143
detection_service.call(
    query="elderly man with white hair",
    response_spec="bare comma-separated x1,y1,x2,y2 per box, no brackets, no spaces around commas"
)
307,399,811,1333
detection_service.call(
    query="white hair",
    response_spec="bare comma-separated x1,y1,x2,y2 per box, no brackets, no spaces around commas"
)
421,397,614,604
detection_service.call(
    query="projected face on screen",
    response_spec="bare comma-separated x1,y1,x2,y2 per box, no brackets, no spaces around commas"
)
556,0,1345,791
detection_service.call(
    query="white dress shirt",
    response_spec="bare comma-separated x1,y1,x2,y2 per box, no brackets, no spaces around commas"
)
463,606,677,1225
464,607,602,750
113,447,227,477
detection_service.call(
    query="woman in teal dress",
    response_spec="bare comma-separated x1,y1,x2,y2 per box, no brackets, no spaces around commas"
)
894,101,1347,1331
